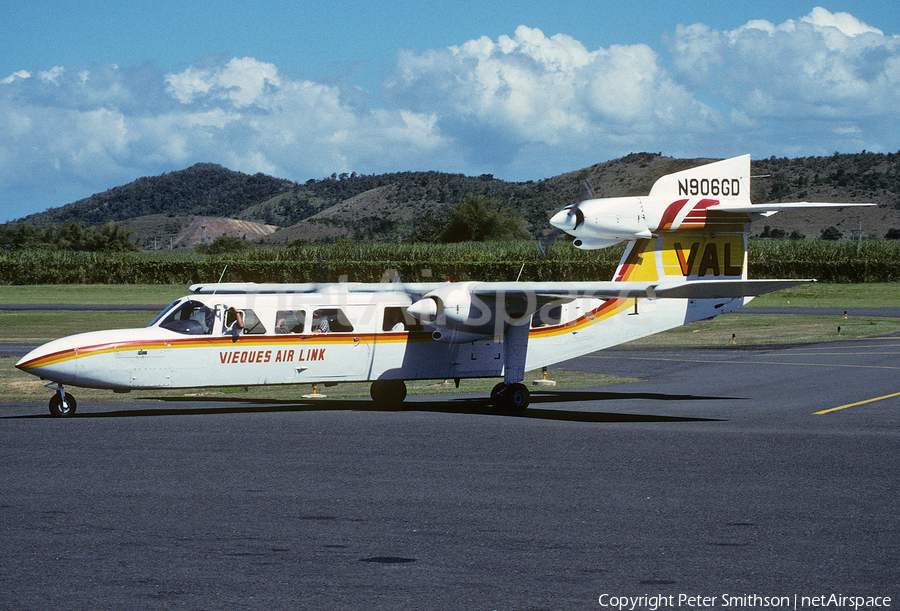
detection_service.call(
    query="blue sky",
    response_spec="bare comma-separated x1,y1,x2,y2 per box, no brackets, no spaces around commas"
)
2,1,899,222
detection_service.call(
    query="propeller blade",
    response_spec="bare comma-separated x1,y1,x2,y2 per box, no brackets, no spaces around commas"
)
572,206,585,230
537,226,560,259
581,179,596,200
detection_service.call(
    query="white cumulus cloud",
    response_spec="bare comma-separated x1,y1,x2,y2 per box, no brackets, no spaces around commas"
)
667,7,900,152
0,57,454,219
165,57,282,107
801,7,883,37
386,25,717,162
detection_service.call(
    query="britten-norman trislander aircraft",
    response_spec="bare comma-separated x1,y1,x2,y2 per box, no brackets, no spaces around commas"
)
16,155,870,416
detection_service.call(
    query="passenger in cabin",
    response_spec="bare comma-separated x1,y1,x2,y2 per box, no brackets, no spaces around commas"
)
275,311,305,334
225,306,244,342
383,307,407,331
311,308,354,333
312,311,330,333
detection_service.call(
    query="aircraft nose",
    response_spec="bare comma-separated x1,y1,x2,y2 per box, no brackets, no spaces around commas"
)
16,337,78,384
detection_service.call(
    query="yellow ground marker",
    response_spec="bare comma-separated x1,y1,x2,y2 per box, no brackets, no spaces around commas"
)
815,391,900,415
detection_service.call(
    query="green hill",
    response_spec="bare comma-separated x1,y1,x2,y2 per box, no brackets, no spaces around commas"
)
13,152,900,246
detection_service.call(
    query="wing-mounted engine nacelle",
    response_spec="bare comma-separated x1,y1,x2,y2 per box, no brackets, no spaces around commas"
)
407,282,498,343
550,196,652,250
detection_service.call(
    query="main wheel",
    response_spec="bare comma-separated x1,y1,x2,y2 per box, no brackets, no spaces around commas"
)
49,392,77,417
504,383,530,413
490,382,530,414
370,380,407,408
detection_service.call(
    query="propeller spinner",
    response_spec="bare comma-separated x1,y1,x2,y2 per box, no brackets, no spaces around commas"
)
548,204,585,232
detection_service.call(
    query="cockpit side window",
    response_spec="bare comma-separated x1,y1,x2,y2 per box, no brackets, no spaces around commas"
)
158,300,214,335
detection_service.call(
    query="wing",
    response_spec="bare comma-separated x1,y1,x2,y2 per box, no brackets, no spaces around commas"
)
469,279,813,302
191,277,812,301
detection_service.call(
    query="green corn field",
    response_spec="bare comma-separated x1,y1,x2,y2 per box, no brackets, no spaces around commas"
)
2,240,900,285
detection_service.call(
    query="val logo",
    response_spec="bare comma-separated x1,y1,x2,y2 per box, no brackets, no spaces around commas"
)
673,240,742,277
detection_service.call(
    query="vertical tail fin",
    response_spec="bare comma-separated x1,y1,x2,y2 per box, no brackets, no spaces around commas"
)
611,156,753,285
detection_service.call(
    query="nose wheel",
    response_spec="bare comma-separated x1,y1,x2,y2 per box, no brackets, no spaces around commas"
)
491,382,530,414
48,385,77,417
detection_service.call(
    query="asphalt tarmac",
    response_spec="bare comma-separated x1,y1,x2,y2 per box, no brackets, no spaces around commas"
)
2,335,899,610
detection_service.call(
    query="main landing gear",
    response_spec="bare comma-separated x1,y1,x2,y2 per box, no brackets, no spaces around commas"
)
368,379,530,414
47,384,77,417
370,380,408,408
491,382,530,414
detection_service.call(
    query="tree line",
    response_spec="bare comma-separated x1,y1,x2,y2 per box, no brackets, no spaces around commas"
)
0,222,138,251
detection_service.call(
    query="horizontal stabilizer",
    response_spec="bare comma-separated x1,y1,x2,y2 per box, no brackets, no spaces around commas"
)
708,202,874,213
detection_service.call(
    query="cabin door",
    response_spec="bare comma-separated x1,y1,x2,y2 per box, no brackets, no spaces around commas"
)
300,304,374,381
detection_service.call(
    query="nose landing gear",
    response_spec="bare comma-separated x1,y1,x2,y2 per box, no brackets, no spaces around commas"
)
47,384,77,417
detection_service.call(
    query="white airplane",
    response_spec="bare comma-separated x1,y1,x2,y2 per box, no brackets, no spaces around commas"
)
16,155,870,416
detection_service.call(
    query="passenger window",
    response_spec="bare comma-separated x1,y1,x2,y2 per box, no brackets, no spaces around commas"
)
382,307,423,332
531,304,562,328
312,308,353,333
239,309,266,335
159,300,214,335
275,310,305,334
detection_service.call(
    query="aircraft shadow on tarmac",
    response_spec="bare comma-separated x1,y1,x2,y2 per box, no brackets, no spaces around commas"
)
8,388,729,423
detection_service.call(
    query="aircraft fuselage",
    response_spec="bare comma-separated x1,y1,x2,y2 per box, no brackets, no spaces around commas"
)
16,282,736,394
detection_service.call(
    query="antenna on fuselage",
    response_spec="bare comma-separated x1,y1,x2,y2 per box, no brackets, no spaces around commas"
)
516,262,525,282
213,265,228,295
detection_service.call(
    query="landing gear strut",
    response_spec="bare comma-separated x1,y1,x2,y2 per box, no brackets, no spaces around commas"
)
491,382,530,414
47,384,77,417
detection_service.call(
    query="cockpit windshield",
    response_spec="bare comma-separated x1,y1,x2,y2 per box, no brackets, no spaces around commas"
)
154,300,214,335
148,300,183,328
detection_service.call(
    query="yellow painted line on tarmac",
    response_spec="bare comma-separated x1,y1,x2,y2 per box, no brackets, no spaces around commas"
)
586,354,900,370
815,391,900,415
789,343,900,351
777,351,900,357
